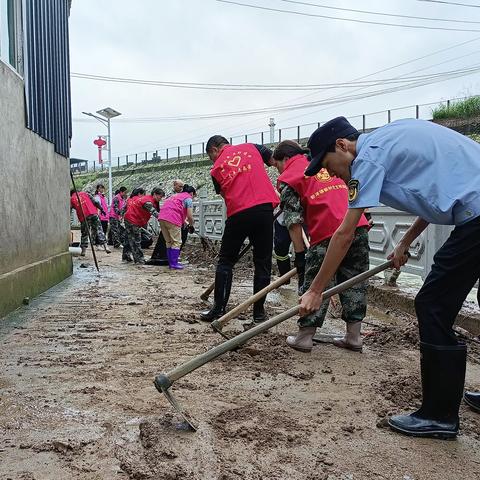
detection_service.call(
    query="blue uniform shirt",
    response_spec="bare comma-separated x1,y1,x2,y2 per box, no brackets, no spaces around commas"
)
348,119,480,225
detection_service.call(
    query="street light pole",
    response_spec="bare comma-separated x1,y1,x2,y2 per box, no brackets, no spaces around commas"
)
82,107,121,205
107,117,112,204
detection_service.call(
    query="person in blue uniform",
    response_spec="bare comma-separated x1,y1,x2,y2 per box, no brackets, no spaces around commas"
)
299,116,480,440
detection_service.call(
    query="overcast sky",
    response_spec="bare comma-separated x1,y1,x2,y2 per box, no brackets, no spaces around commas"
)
69,0,480,164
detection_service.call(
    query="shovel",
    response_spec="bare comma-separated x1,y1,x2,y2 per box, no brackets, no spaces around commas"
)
154,260,393,430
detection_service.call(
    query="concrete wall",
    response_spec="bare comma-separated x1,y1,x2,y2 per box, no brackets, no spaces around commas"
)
0,61,72,317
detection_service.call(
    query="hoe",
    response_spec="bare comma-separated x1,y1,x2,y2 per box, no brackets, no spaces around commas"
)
154,260,393,430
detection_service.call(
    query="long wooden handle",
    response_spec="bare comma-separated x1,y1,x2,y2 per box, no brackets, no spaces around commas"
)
200,282,215,301
301,229,310,249
155,260,393,390
70,171,99,272
211,268,298,331
200,210,282,301
200,243,253,301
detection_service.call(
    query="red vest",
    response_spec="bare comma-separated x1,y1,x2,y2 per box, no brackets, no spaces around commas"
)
70,191,98,222
211,143,279,218
277,155,369,246
124,195,159,227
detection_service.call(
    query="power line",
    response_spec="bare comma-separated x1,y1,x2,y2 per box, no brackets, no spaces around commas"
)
73,65,480,123
278,49,480,124
160,37,480,147
217,41,480,143
70,67,479,91
216,0,480,32
418,0,480,7
278,0,480,24
84,36,480,155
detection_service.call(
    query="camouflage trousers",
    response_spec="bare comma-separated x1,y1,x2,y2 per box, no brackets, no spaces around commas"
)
109,218,124,247
299,226,369,328
123,220,144,263
80,215,106,248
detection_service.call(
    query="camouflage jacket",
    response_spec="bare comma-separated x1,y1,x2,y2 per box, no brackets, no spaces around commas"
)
278,182,304,229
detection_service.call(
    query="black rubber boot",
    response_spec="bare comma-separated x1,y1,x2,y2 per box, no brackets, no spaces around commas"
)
276,258,291,284
464,391,480,413
253,275,270,323
388,342,467,439
200,268,232,322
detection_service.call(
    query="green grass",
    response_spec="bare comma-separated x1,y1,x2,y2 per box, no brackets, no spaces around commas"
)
468,133,480,143
432,96,480,120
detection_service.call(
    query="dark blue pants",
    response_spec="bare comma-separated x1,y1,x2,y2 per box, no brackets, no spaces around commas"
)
415,216,480,345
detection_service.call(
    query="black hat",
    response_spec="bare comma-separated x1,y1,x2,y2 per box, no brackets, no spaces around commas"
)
305,117,358,176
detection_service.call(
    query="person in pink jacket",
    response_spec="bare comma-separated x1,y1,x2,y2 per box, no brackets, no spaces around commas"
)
158,185,196,269
94,184,109,244
108,186,128,248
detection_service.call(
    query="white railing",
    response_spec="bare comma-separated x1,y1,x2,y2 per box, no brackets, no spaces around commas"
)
71,196,452,280
193,198,453,280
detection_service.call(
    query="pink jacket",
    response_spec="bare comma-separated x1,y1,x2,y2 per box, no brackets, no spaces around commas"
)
96,193,109,221
109,193,126,220
158,192,192,227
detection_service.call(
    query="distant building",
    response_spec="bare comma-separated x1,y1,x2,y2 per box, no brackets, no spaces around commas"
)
0,1,73,317
70,158,88,174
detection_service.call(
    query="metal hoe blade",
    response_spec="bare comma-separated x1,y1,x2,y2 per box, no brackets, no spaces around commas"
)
154,380,198,431
210,321,232,340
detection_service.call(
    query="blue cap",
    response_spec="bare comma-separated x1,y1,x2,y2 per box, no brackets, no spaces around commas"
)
305,117,358,176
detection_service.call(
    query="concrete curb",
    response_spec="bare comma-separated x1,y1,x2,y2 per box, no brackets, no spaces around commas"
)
368,278,480,336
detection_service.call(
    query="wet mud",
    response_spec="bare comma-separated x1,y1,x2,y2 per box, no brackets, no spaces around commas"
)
0,244,479,479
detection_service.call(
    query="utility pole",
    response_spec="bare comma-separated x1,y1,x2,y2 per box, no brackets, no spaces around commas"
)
268,117,275,145
82,107,122,204
107,117,112,201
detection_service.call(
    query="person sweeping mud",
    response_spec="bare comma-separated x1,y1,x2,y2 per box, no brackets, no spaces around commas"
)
158,185,196,270
271,140,370,353
123,188,165,265
200,136,279,323
70,190,111,256
300,116,480,440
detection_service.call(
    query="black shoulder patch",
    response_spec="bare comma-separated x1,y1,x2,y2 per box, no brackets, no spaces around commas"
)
348,179,359,202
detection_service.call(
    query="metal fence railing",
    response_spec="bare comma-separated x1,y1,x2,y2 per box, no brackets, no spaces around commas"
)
75,95,470,174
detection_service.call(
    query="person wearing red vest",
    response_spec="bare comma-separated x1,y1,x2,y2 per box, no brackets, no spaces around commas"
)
108,186,128,248
123,187,165,264
272,140,370,353
70,190,110,256
200,136,280,323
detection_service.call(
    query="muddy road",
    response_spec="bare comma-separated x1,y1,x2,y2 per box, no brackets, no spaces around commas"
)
0,246,479,479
